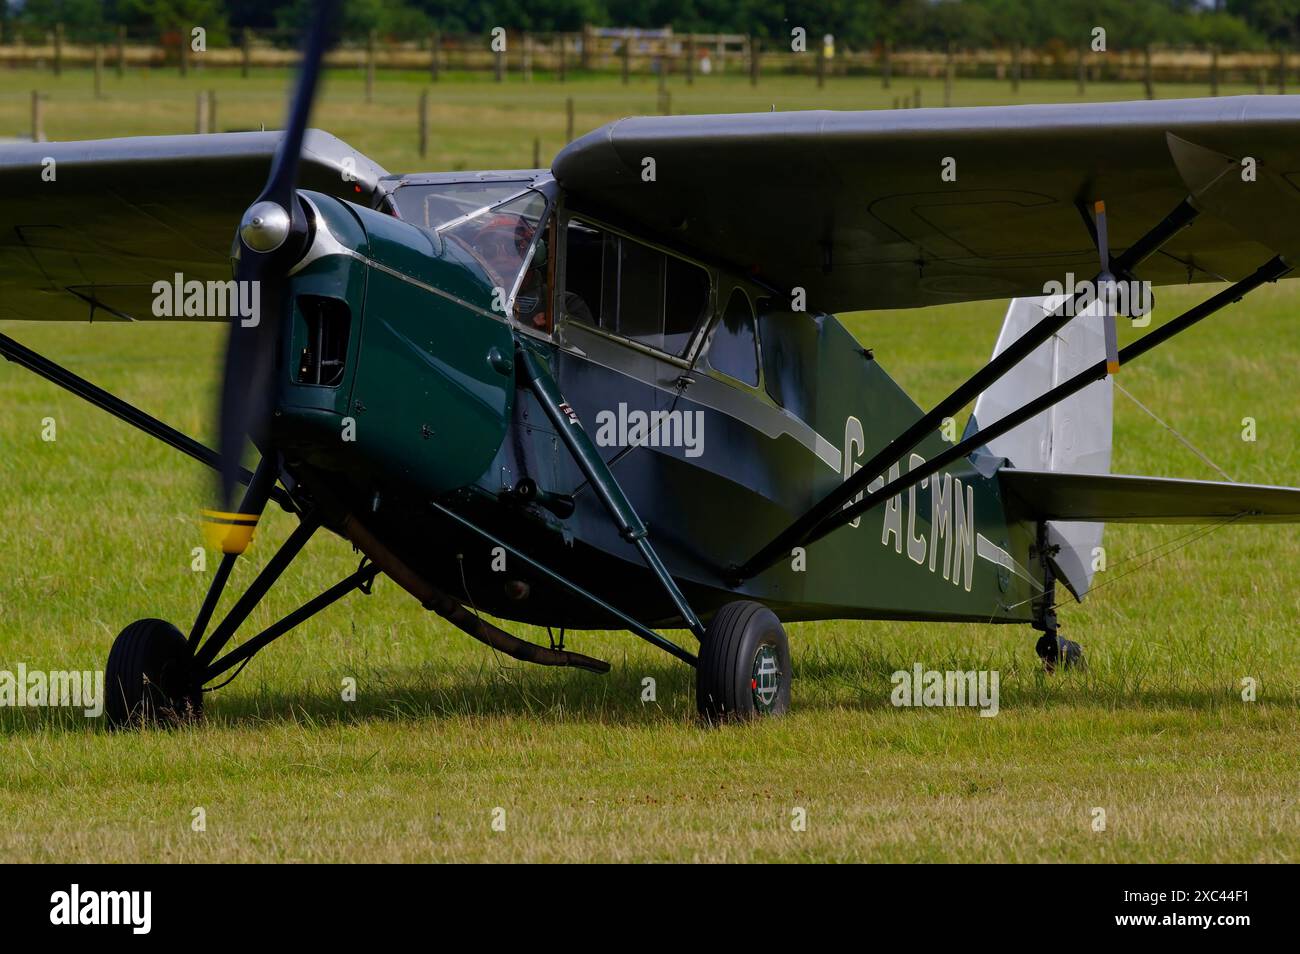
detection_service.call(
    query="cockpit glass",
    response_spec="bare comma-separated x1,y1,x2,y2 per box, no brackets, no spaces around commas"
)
438,190,549,296
388,180,528,232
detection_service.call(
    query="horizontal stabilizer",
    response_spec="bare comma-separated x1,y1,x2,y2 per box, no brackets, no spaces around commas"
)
1000,469,1300,524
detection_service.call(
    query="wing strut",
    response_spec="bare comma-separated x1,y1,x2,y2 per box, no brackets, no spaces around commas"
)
788,254,1291,554
731,196,1200,582
516,341,708,642
0,330,292,511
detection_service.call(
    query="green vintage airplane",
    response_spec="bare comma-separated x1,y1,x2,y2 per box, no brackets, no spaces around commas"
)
4,9,1300,726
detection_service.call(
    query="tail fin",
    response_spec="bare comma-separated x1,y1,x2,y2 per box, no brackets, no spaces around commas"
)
969,295,1112,599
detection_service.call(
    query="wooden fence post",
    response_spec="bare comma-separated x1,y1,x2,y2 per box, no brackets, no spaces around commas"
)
366,30,376,102
621,34,630,85
944,43,954,105
419,89,429,157
31,91,45,143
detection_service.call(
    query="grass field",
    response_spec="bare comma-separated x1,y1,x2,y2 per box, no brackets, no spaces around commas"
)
1,67,1298,863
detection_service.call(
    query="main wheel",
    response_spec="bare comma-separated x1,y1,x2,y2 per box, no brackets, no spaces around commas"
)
105,619,203,728
696,600,791,721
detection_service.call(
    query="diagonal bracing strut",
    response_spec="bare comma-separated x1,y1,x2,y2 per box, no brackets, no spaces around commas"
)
516,342,707,641
797,254,1291,550
0,330,293,511
732,197,1202,582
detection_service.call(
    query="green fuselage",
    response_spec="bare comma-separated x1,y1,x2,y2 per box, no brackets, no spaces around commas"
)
273,187,1044,632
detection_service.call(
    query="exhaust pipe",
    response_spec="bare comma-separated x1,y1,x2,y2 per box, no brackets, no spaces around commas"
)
341,513,610,675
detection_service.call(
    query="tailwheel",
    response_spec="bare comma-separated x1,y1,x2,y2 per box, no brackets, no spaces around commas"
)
696,600,790,721
1035,632,1085,673
105,619,203,728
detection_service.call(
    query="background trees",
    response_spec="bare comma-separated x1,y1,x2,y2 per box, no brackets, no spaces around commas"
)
1,0,1297,49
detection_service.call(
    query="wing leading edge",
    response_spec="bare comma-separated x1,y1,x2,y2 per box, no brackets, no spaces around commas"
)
0,129,387,322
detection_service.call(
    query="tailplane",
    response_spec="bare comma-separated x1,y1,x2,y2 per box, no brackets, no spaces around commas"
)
999,470,1300,524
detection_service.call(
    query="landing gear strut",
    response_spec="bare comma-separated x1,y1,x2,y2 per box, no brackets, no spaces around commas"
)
104,456,380,729
1032,527,1084,673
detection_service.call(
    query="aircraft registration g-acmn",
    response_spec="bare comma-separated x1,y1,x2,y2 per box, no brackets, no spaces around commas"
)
4,10,1300,725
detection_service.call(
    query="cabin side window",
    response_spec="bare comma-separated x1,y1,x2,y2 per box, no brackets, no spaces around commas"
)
703,288,760,387
561,217,710,358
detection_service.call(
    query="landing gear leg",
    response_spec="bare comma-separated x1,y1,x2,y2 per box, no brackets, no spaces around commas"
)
1032,528,1084,673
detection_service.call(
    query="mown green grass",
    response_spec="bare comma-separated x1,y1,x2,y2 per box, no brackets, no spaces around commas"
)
0,68,1297,862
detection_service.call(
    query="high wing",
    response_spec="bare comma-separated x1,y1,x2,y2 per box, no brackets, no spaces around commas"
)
0,130,387,322
553,95,1300,312
999,470,1300,524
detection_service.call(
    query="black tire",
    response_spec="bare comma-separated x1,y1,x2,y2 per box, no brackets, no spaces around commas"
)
1035,632,1085,673
696,600,791,721
104,619,203,728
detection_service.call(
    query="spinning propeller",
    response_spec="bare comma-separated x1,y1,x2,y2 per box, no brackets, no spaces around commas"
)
1093,200,1121,375
204,1,335,554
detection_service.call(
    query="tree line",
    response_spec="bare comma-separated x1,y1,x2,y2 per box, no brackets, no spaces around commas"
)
3,1,1300,52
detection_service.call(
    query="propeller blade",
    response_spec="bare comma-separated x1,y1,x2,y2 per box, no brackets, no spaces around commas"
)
1094,200,1120,374
216,0,336,511
216,255,281,508
258,4,334,211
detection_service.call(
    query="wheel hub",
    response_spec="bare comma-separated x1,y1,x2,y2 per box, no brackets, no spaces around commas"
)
751,643,781,712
